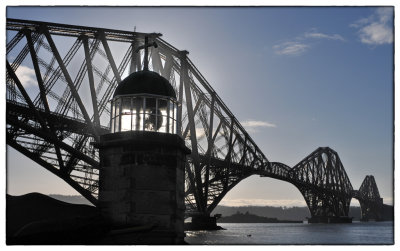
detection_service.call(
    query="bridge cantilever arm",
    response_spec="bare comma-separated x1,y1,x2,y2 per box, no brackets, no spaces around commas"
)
7,116,99,169
7,136,98,206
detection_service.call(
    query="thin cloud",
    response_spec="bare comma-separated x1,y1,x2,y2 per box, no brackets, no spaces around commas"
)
241,120,276,133
186,128,206,139
273,42,309,56
351,7,393,45
273,29,345,56
241,120,276,128
360,23,392,45
15,65,37,88
304,31,345,41
350,17,370,29
196,128,206,138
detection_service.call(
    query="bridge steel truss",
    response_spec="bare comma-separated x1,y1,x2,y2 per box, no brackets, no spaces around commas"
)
289,147,354,218
354,175,383,221
6,18,268,214
6,19,384,219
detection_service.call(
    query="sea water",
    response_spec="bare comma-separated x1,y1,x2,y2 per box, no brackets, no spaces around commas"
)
185,221,394,245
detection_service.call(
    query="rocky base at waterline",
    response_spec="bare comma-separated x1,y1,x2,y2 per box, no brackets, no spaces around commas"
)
217,211,302,223
184,223,225,231
7,193,106,244
6,193,186,245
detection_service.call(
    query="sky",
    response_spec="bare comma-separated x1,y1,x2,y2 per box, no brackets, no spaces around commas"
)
5,5,394,207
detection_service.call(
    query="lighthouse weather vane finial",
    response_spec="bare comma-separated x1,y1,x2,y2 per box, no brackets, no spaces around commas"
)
135,36,158,71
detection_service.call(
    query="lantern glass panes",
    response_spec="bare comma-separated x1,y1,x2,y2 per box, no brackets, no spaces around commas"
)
131,97,143,131
169,101,177,134
110,95,178,134
121,97,132,131
114,98,121,133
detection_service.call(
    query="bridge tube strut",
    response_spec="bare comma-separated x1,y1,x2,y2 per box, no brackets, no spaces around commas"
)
151,44,164,74
161,52,174,80
98,31,122,83
25,30,66,172
181,51,205,212
224,116,235,188
204,93,216,207
183,95,204,139
43,27,100,142
82,36,100,128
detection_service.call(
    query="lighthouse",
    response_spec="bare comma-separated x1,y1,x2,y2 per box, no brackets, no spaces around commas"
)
96,37,190,244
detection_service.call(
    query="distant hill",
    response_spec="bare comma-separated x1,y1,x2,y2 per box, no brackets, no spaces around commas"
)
48,194,93,205
43,194,393,221
213,205,363,221
218,211,302,223
212,205,310,221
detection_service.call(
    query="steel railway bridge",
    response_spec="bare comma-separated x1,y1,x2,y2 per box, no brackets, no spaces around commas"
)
6,19,385,222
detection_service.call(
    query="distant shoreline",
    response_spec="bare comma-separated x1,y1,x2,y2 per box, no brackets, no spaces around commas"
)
218,221,303,224
217,211,303,224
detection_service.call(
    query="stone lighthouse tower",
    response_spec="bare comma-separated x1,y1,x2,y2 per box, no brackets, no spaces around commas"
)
96,38,190,244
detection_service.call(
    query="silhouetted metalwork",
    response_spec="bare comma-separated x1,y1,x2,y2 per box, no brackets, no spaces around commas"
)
6,19,385,220
290,148,353,219
354,176,383,221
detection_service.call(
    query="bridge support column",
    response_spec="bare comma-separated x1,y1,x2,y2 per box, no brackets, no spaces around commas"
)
360,198,383,222
297,188,353,224
307,216,352,223
96,131,190,244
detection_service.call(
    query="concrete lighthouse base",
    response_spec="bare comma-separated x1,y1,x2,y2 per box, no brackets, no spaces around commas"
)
95,131,190,244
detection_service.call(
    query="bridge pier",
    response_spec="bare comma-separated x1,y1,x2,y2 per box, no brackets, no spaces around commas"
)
297,187,353,224
185,215,222,230
192,215,218,230
307,216,352,224
360,199,383,221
